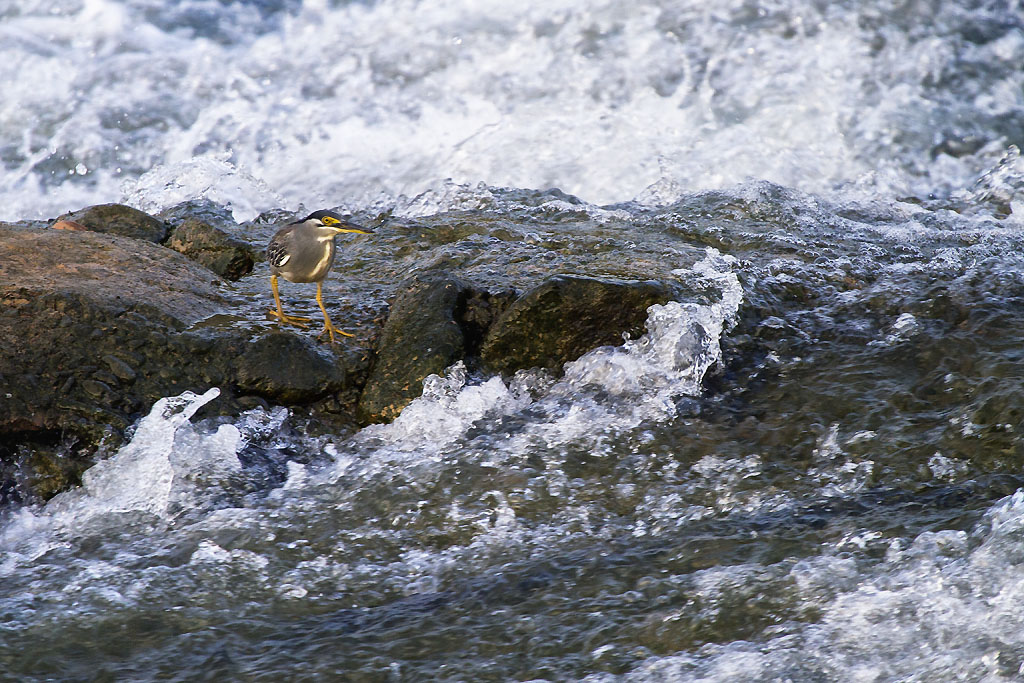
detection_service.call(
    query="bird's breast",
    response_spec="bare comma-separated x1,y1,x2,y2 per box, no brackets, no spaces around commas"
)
278,235,337,283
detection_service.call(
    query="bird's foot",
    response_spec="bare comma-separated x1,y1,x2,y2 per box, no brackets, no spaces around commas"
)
318,323,355,343
268,309,311,328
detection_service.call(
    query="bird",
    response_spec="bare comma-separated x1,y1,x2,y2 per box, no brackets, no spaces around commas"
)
266,209,371,343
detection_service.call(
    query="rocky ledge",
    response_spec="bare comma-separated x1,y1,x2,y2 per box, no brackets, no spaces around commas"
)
0,201,694,504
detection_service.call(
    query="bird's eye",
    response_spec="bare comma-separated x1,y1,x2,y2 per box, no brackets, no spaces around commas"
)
321,216,340,226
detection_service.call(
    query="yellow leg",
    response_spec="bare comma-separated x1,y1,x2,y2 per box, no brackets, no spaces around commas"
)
268,274,311,328
316,281,354,343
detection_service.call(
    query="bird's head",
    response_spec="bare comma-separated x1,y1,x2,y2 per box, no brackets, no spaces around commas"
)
302,210,372,235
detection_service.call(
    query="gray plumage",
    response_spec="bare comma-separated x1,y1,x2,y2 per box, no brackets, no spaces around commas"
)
265,209,371,342
268,209,367,284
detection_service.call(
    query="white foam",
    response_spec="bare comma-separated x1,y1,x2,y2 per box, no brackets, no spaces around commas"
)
356,362,528,454
0,388,236,555
2,1,1020,219
122,154,286,222
325,247,742,517
583,489,1024,682
0,248,741,589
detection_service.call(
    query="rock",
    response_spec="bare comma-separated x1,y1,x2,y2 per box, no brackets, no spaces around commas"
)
81,379,114,401
0,437,94,506
234,331,349,403
166,218,255,280
0,225,226,441
356,272,513,424
51,219,88,231
56,203,168,243
102,355,137,382
0,225,225,326
0,224,367,501
357,273,470,424
481,275,677,374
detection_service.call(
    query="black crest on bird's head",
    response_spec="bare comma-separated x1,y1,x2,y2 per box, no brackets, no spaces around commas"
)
300,209,345,225
295,209,373,234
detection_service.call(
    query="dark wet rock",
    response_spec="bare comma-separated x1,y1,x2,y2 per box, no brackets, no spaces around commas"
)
0,433,97,506
56,203,168,243
357,272,513,424
234,331,349,403
102,354,137,382
166,218,256,280
0,199,697,500
481,275,678,375
357,273,470,424
0,226,224,442
1,223,224,328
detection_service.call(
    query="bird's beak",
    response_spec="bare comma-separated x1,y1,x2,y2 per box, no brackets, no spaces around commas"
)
330,222,372,235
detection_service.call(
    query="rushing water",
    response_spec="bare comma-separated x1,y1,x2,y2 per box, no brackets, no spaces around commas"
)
5,0,1024,680
3,0,1023,221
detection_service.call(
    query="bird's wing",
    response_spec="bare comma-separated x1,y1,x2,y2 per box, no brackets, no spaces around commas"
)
267,233,291,267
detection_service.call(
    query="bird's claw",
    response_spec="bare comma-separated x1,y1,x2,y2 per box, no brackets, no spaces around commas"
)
268,309,312,328
318,324,356,343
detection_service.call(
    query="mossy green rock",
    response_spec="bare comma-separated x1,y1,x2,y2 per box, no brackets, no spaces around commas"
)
480,275,677,374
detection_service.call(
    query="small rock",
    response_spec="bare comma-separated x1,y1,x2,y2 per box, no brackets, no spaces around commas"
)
165,218,255,281
102,355,137,382
93,370,120,387
235,331,349,403
481,275,678,375
81,379,113,400
236,396,269,411
57,203,168,243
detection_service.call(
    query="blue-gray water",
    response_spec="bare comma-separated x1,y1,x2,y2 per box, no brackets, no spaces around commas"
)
3,1,1024,681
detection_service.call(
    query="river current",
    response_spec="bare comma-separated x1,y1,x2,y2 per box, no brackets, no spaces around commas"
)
4,0,1024,681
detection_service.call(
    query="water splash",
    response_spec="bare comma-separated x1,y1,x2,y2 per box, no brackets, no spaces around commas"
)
3,1,1022,219
122,153,285,222
586,490,1024,682
334,247,742,493
961,145,1024,221
0,388,234,553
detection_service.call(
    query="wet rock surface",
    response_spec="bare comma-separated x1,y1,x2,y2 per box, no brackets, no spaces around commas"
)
356,272,514,424
0,221,367,501
166,218,256,280
234,331,354,403
481,275,678,374
0,196,708,502
56,203,168,243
